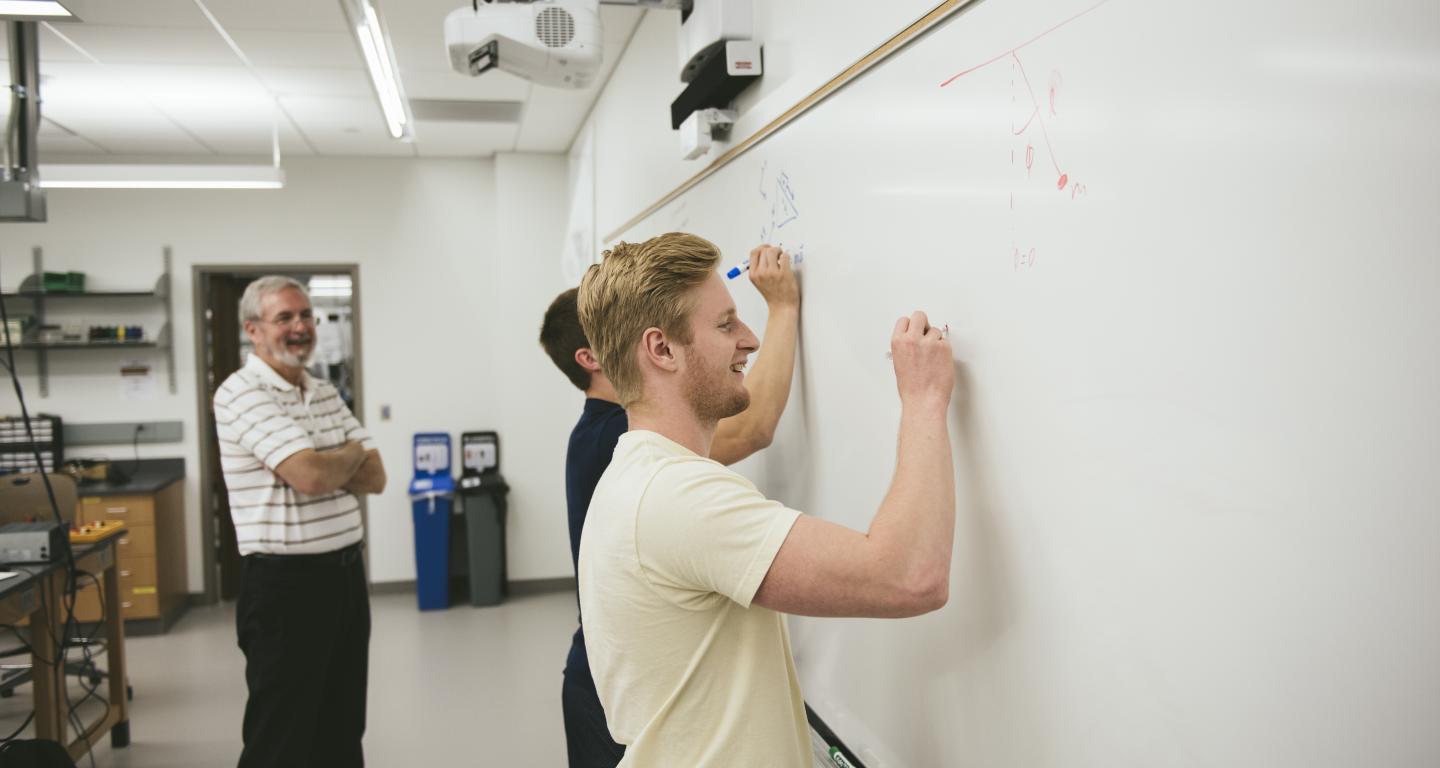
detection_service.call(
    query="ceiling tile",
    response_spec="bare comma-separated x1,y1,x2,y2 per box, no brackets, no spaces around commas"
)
304,131,416,157
44,116,215,154
160,114,274,145
36,118,109,155
602,6,646,45
381,0,472,77
106,64,273,111
205,0,349,33
257,66,371,98
280,94,383,126
154,118,314,157
227,29,359,69
402,67,531,102
47,24,238,65
187,129,311,157
38,134,108,155
514,93,591,153
412,120,517,158
58,0,209,29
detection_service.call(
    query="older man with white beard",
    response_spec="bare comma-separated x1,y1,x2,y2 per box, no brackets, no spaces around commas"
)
213,275,386,768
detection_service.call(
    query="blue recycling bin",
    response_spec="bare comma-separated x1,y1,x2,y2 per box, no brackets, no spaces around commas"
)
409,433,455,611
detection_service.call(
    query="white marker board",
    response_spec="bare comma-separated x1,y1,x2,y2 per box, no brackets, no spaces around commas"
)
612,1,1440,765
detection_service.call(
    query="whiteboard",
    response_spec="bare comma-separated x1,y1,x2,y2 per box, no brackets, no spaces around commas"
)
611,0,1440,765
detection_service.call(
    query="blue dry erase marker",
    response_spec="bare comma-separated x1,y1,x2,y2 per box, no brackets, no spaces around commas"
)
725,250,805,280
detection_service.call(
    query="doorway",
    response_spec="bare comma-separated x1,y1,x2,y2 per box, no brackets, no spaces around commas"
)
192,265,365,602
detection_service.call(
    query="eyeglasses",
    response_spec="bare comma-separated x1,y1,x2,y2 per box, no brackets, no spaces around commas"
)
256,310,324,329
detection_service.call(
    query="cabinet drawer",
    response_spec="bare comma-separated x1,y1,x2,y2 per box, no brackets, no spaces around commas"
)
117,556,157,589
115,525,156,558
80,495,155,526
73,583,159,621
117,591,159,619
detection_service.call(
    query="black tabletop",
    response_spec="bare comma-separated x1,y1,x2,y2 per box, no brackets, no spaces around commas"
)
0,568,35,603
74,457,185,496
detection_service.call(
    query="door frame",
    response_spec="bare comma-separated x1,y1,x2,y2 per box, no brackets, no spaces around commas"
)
192,264,366,604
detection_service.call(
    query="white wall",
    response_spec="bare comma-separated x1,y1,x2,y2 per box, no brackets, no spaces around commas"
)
0,154,577,589
491,153,586,580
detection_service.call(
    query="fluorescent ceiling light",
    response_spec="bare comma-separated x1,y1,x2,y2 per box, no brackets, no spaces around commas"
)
38,164,285,190
0,1,78,20
309,276,353,298
341,0,413,140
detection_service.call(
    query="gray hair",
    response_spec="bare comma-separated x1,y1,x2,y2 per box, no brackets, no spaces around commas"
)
239,275,310,323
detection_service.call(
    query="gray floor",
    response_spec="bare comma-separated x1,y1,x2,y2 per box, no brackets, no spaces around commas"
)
1,590,576,767
1,589,842,767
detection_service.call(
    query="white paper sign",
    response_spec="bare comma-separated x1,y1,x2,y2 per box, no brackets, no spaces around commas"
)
119,361,157,401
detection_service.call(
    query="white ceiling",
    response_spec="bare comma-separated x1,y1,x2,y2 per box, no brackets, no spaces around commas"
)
0,0,645,159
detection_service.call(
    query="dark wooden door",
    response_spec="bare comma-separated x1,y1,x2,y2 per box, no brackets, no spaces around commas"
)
204,274,251,600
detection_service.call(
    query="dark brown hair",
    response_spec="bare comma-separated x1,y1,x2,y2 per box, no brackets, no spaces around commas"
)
539,287,591,391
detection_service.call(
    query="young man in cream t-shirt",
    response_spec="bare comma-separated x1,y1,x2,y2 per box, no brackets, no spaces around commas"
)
577,233,958,766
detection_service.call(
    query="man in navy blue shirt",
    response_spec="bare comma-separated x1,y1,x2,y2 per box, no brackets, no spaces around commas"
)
539,243,800,767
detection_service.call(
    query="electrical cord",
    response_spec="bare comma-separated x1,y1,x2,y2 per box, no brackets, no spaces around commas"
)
60,571,108,768
0,711,35,744
0,624,50,665
128,423,143,480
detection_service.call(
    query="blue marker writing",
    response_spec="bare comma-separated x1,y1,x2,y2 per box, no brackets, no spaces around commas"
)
725,250,805,280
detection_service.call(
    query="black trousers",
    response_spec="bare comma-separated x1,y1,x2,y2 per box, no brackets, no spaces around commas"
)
236,543,370,768
562,667,625,768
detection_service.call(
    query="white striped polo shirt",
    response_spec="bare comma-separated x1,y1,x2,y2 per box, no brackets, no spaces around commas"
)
213,353,376,556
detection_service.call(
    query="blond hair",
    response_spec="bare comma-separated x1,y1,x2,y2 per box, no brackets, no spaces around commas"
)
577,233,721,407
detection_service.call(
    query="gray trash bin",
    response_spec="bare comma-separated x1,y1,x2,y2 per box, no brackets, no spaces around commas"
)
455,431,507,607
457,472,508,606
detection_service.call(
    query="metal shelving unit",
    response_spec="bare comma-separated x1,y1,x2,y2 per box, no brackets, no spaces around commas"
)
4,246,175,397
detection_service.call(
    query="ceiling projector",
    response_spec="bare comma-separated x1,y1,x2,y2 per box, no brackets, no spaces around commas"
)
445,0,603,89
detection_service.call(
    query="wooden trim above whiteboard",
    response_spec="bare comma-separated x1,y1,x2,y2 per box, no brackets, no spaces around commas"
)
603,0,979,244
